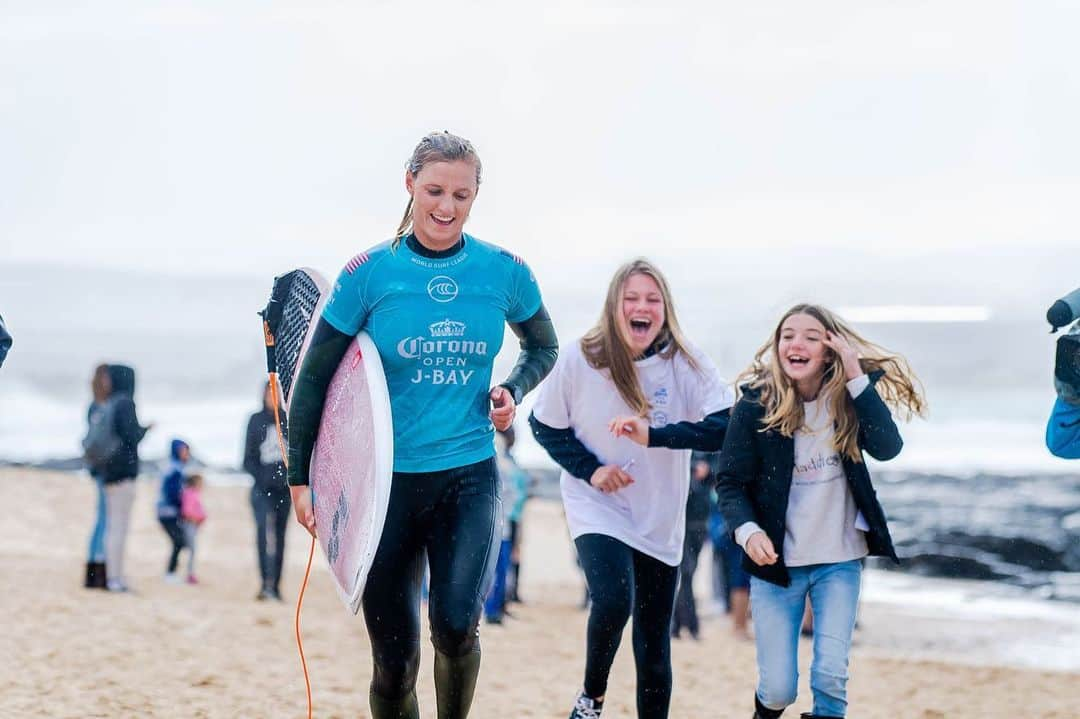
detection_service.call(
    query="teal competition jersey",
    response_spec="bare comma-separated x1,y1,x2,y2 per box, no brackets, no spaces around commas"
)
321,234,543,473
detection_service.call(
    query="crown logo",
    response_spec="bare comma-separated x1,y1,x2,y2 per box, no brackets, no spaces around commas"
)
430,319,466,337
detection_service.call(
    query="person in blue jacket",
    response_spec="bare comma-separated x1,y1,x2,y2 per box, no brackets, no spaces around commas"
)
157,439,191,583
1046,398,1080,459
286,131,558,719
1047,327,1080,459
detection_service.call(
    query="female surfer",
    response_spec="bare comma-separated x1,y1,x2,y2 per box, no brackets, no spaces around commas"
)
287,131,558,719
529,258,734,719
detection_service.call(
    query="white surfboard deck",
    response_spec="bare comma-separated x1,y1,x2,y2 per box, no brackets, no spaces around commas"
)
281,268,393,614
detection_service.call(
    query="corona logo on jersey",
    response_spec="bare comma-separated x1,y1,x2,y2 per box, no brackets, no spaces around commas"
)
427,275,459,303
397,319,487,386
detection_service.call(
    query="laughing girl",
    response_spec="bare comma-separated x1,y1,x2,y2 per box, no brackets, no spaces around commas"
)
717,304,925,719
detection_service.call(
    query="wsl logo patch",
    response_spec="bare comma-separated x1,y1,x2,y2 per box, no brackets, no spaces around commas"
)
427,275,458,303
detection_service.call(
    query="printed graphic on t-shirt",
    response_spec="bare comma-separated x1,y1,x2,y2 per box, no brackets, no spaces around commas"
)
792,449,844,486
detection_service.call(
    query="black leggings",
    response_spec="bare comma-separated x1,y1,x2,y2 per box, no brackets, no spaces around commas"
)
362,457,500,702
159,516,186,573
576,533,679,719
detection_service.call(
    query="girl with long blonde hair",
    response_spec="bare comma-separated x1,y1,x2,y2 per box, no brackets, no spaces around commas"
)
717,304,925,719
531,259,735,719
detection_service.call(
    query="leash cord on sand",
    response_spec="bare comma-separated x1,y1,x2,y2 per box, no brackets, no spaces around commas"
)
269,373,315,719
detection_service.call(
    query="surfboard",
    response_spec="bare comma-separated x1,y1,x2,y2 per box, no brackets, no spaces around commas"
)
262,268,394,614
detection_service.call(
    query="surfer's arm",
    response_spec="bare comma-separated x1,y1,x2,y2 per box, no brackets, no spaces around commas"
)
286,319,352,486
528,412,602,483
499,304,559,405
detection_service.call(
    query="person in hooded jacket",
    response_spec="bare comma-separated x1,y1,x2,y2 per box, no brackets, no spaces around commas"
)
83,364,112,589
157,439,191,583
101,364,151,593
243,380,290,600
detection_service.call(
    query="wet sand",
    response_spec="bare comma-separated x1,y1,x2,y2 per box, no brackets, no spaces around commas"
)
1,468,1076,718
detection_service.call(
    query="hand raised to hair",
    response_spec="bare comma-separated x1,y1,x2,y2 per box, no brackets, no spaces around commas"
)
824,331,863,381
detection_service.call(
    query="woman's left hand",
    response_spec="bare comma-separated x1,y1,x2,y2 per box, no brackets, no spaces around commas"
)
489,386,516,432
609,415,649,446
824,331,863,381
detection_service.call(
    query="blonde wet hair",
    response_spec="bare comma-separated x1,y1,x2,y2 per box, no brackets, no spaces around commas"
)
393,131,482,247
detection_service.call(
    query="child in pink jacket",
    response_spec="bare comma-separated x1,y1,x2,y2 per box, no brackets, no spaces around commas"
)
180,474,207,584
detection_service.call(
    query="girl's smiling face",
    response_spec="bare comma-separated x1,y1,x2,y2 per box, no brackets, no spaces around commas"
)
777,312,831,389
620,272,665,355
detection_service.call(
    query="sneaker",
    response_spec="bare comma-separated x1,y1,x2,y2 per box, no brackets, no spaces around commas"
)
568,693,603,719
186,574,199,585
106,579,129,593
163,572,182,585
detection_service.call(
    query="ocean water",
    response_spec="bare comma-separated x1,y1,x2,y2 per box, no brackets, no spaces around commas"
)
0,259,1076,475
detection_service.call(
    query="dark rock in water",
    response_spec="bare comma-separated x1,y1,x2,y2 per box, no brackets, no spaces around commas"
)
871,470,1080,598
898,553,1010,581
933,532,1070,572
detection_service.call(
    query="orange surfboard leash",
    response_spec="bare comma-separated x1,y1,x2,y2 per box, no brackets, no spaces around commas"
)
264,313,316,719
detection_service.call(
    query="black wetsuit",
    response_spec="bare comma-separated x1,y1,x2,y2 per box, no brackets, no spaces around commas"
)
287,235,557,718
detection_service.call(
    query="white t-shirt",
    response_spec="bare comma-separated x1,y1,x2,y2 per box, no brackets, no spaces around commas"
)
783,395,870,566
734,375,872,566
532,339,734,566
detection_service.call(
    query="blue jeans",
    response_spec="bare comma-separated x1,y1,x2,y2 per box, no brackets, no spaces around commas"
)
87,475,107,563
751,560,861,717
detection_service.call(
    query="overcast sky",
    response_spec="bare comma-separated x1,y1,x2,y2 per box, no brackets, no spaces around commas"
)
1,1,1077,287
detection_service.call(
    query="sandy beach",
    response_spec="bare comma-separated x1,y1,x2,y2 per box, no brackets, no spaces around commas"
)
2,467,1077,719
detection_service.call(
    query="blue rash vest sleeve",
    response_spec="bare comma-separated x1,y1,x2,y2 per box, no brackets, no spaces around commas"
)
321,251,378,336
505,255,543,323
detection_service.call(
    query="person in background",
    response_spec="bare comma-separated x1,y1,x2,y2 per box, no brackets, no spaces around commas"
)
505,428,531,604
1047,311,1080,458
157,439,191,584
243,380,290,601
671,451,716,641
181,474,207,584
83,364,112,589
1046,397,1080,459
484,426,527,624
100,364,150,593
0,313,12,368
